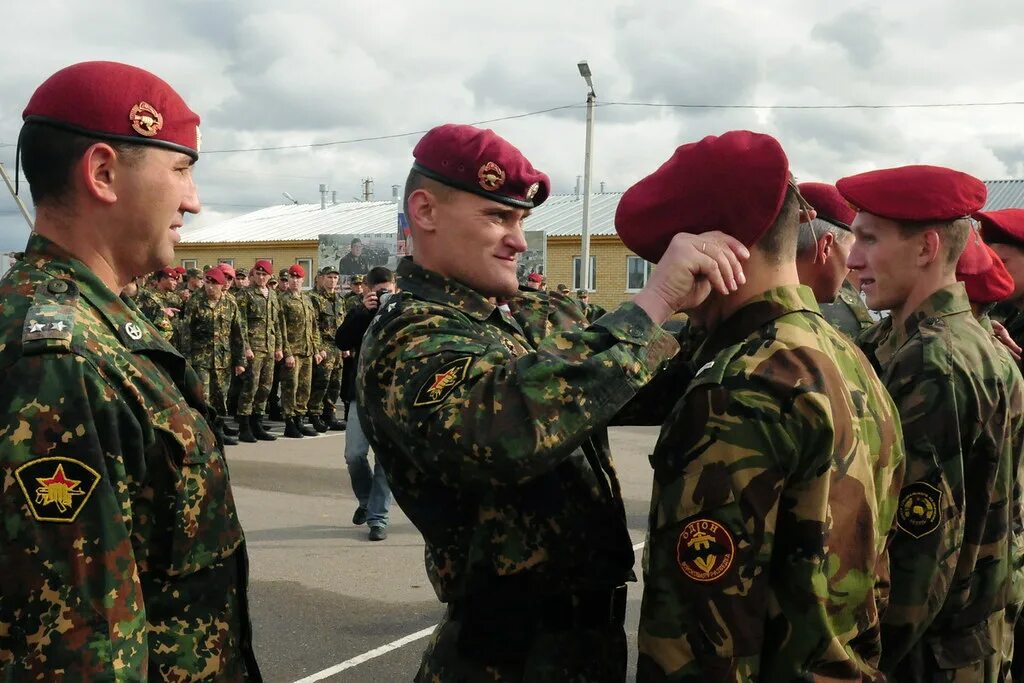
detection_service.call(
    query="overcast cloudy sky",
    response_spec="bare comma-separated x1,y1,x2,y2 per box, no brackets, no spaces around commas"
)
2,1,1023,252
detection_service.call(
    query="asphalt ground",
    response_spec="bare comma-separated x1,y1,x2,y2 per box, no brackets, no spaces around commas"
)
228,419,662,682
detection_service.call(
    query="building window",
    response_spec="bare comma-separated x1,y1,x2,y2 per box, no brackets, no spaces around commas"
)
218,258,235,267
297,258,313,289
626,256,653,292
181,258,197,270
572,256,597,291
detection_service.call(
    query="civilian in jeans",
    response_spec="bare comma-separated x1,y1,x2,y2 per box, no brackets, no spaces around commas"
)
335,266,395,541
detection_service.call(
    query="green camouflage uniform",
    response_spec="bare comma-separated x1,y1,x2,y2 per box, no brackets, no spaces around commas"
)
820,279,876,340
236,285,283,417
637,285,905,682
357,257,679,682
0,234,258,679
309,288,345,417
859,283,1024,682
152,287,185,348
280,290,321,418
181,288,249,416
135,286,174,342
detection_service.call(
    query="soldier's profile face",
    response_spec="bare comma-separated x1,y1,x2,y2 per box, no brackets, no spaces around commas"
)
990,243,1024,302
849,212,918,310
252,270,271,287
432,191,529,298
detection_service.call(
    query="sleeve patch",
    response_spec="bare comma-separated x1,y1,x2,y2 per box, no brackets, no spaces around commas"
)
14,457,101,523
413,356,474,407
896,481,942,538
677,517,735,583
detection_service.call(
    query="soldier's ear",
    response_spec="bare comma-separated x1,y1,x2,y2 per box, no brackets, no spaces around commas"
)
407,188,440,235
817,231,835,264
79,142,121,205
918,229,943,267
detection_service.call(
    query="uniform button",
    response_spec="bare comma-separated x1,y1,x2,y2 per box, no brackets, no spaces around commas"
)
628,326,642,338
48,280,69,294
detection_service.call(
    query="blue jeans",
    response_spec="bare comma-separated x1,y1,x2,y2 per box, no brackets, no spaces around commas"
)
344,403,392,528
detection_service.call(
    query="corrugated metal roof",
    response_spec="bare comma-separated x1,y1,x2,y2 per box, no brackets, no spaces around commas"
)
183,181,1024,245
983,180,1024,211
179,200,400,243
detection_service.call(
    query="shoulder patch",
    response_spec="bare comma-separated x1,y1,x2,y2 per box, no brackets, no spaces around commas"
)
15,457,101,523
23,304,76,343
896,481,942,538
676,517,735,583
413,356,473,407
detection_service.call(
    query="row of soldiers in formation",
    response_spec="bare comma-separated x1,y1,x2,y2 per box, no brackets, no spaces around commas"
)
122,261,368,441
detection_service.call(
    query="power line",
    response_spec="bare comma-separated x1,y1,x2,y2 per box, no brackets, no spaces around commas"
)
600,100,1024,110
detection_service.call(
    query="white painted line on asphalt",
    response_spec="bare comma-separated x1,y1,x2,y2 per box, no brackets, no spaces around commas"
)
294,540,649,682
293,625,436,682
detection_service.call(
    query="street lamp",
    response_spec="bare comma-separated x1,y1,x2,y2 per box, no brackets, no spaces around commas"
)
578,61,596,294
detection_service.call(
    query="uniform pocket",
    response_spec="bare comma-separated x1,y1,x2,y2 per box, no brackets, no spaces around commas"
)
151,403,243,575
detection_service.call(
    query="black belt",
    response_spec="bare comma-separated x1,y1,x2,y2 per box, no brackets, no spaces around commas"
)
447,584,627,632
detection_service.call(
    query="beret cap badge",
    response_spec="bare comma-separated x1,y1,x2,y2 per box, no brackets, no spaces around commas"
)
478,161,505,191
129,101,163,137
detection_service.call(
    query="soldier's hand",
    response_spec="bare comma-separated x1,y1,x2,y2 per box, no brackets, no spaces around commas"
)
992,320,1022,361
634,231,749,323
363,291,379,310
245,349,255,360
285,355,296,368
274,350,284,362
342,350,352,358
164,307,179,318
234,365,246,376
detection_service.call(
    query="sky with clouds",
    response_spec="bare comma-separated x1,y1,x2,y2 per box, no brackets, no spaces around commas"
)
2,0,1023,252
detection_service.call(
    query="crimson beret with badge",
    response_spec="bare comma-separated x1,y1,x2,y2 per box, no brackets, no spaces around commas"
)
156,267,179,280
836,165,987,222
22,60,201,160
798,182,856,230
253,260,273,275
974,209,1024,247
288,264,305,278
412,124,550,209
615,130,791,261
204,267,227,285
956,227,1014,304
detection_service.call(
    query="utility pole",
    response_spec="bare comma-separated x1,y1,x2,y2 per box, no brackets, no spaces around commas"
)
578,61,596,292
0,162,34,229
362,178,374,202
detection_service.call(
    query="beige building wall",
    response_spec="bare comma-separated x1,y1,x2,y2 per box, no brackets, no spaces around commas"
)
546,236,644,311
174,241,320,285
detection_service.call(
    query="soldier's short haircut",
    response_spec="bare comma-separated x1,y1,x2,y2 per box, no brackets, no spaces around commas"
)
19,122,144,209
403,168,454,219
796,219,854,256
756,188,800,264
366,266,395,287
896,217,971,267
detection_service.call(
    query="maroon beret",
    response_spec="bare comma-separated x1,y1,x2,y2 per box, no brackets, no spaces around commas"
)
797,182,856,229
204,267,227,285
156,267,179,279
174,266,187,275
957,233,1014,304
836,165,986,222
23,61,201,160
615,130,790,260
412,124,550,209
975,209,1024,246
527,272,544,283
288,264,305,278
254,259,273,274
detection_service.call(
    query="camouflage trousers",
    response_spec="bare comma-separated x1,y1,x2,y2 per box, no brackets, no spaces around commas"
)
281,354,313,418
309,348,343,416
415,611,627,683
195,365,231,416
238,351,275,416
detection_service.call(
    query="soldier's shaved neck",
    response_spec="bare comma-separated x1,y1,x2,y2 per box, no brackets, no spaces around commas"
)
690,247,801,333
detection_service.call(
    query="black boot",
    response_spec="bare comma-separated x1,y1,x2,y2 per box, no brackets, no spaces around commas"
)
252,414,277,441
267,401,283,422
298,416,319,436
237,415,257,443
217,417,239,446
284,416,304,438
324,408,347,431
223,419,239,437
308,412,328,433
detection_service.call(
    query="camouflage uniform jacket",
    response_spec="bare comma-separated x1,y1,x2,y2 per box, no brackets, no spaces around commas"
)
858,283,1024,678
280,291,321,357
181,288,249,370
357,257,679,603
236,285,283,355
821,280,875,340
341,291,363,315
135,285,174,342
637,285,905,682
310,288,345,344
0,234,258,679
992,301,1024,351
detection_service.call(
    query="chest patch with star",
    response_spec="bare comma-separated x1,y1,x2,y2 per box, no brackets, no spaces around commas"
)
15,457,101,523
413,357,473,407
22,304,76,343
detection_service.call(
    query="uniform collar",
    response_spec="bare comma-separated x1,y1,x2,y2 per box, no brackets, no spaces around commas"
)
893,282,970,347
396,256,496,321
23,233,177,353
695,284,821,363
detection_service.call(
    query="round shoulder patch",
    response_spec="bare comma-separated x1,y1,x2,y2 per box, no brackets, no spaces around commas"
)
897,481,942,538
676,517,735,583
